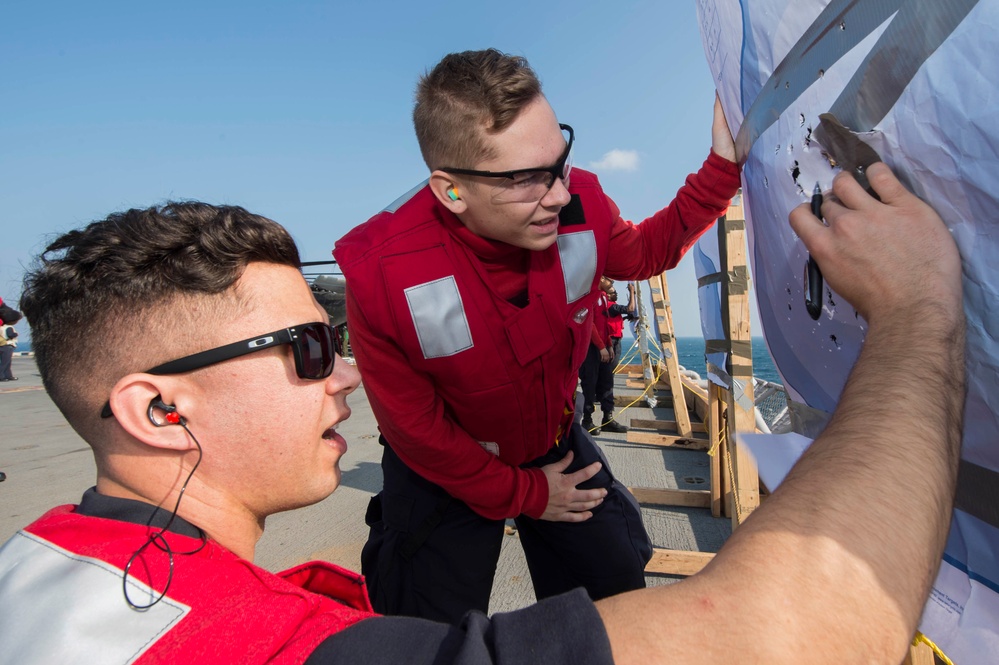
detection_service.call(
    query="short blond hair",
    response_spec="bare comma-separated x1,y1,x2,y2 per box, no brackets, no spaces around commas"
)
414,49,542,170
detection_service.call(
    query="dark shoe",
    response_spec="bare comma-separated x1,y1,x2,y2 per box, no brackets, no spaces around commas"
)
582,418,600,434
600,420,628,434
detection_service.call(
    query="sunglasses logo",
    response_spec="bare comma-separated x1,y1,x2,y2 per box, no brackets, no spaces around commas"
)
248,336,275,348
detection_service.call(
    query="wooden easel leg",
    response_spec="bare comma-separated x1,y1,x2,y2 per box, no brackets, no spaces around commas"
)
709,383,723,517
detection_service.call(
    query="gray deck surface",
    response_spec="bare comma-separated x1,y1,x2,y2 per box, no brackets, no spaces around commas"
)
0,355,731,615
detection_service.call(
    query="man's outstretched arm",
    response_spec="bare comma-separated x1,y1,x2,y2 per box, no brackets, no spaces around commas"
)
595,163,965,664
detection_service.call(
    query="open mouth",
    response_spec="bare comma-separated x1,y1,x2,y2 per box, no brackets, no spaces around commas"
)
532,217,559,232
322,425,338,440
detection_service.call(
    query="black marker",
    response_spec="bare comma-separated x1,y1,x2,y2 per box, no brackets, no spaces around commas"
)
804,183,824,320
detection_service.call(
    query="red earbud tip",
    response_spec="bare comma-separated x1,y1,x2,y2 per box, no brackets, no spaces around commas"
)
165,412,181,424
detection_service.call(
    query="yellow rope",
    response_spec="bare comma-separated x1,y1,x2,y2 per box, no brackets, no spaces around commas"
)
612,337,641,375
722,418,744,521
912,631,954,665
587,361,666,432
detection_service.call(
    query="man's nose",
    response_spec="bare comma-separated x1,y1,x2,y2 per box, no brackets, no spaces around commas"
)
542,177,572,208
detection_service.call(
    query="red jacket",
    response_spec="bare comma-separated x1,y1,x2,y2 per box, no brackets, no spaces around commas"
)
335,154,739,520
590,292,612,349
0,506,376,663
607,307,625,339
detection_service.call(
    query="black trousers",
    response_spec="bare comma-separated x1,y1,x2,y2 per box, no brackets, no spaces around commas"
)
578,344,615,418
0,346,13,380
360,423,652,624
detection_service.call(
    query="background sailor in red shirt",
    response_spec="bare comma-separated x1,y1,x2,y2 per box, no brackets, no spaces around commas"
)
334,48,741,623
579,277,633,435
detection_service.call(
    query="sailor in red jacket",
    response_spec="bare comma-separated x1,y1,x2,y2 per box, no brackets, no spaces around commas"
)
0,162,970,665
579,278,629,435
334,48,740,623
0,201,616,664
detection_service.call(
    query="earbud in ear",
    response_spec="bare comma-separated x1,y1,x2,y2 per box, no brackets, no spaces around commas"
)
148,398,187,427
447,187,460,202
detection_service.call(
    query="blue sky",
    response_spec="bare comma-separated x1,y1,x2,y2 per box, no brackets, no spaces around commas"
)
1,0,760,339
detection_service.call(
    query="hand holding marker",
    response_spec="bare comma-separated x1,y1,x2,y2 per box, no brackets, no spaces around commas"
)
804,182,824,320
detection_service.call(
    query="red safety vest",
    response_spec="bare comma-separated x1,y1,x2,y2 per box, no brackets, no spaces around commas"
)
335,169,613,468
592,292,612,347
0,506,376,663
606,296,625,339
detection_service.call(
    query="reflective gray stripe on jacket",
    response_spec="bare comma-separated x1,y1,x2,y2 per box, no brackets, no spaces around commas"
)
0,530,190,664
557,230,597,303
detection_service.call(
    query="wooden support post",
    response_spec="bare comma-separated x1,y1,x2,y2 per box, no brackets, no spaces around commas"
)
718,195,760,528
648,272,692,437
708,383,724,518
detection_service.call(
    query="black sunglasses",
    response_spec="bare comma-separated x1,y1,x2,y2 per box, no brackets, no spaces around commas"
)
100,322,336,419
440,124,574,191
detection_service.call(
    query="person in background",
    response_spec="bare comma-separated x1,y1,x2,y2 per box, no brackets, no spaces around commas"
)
0,160,965,664
0,301,22,382
334,48,740,623
605,281,635,369
579,277,628,434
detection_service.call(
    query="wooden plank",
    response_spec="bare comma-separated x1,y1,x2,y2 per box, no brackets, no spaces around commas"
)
645,549,715,576
614,395,645,408
648,273,692,437
708,383,724,518
680,375,710,421
626,379,673,391
902,641,935,665
626,432,709,450
628,487,711,508
720,428,733,519
630,419,706,433
718,197,761,528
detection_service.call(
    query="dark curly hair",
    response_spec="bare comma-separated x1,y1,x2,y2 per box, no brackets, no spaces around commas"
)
20,201,300,434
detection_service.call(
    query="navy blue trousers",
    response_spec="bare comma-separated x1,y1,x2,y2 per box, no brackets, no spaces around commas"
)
360,422,652,624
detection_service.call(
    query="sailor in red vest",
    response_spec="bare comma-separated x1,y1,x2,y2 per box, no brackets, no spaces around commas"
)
605,282,635,368
334,48,741,623
579,278,633,434
0,202,620,663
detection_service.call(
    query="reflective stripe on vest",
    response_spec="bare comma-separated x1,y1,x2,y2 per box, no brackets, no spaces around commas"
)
557,230,597,303
382,180,429,214
0,530,190,664
405,275,473,359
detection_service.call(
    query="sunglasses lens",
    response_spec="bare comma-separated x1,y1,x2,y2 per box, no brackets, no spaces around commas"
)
299,324,335,379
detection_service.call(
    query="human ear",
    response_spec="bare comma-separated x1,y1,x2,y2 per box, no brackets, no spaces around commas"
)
107,375,198,452
430,171,468,214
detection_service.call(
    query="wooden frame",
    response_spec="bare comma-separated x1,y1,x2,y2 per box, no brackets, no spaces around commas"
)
623,195,762,575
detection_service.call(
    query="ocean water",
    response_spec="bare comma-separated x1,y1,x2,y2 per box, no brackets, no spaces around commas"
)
620,336,781,385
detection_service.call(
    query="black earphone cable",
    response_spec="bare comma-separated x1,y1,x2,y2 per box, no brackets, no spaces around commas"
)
122,421,208,610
